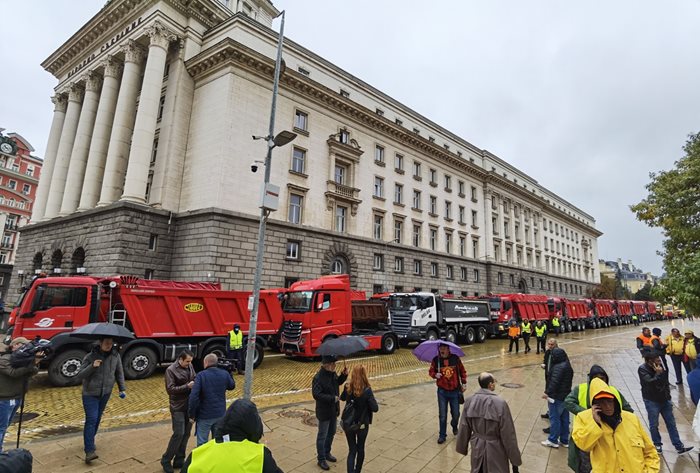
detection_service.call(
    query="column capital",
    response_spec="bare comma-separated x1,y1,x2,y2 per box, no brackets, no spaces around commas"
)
122,39,146,64
103,55,123,79
146,20,177,50
67,83,85,103
51,93,68,113
85,71,103,93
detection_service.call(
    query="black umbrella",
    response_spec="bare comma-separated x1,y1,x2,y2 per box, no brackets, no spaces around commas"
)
316,336,369,357
69,322,134,343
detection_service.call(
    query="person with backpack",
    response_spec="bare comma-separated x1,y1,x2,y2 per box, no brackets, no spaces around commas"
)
0,337,41,452
429,343,467,444
340,365,378,473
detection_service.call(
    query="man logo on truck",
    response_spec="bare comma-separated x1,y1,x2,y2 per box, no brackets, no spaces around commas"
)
184,303,204,313
34,317,55,328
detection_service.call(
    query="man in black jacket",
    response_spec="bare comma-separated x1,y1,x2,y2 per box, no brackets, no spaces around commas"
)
541,347,573,448
638,347,693,454
312,355,347,471
161,349,196,473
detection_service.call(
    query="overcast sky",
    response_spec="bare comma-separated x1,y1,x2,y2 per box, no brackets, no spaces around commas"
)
2,1,699,276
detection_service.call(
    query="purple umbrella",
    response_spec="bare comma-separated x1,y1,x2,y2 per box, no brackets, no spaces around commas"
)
412,340,465,363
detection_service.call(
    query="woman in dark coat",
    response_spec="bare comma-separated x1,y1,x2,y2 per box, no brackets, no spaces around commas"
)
340,365,379,473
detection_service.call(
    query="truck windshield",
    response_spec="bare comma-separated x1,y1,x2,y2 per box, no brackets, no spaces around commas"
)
283,291,314,312
390,295,432,310
488,298,501,311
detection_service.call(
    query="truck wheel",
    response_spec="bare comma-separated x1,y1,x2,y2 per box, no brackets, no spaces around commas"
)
476,326,487,343
465,327,476,345
251,343,264,369
48,349,87,387
566,321,573,332
445,329,457,344
426,329,439,341
123,346,158,380
380,334,397,354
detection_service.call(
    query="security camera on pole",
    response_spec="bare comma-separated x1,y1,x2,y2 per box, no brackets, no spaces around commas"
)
244,10,296,400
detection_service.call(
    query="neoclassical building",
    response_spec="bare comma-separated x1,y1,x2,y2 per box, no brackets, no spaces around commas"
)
14,0,601,297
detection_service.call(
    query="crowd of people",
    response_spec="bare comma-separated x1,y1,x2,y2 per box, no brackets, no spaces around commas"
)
2,322,700,472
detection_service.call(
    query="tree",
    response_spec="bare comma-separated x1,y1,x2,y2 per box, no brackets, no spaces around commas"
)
631,131,700,314
634,281,653,301
588,274,616,299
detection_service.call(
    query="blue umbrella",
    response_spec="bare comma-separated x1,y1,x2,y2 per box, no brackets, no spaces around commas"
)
412,340,465,363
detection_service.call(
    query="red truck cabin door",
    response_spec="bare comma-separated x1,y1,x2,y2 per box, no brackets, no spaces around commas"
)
20,284,91,339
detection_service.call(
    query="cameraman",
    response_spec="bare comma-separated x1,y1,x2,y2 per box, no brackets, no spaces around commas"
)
0,337,42,452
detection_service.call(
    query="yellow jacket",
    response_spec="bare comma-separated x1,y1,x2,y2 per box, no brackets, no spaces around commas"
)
572,378,659,473
666,336,684,355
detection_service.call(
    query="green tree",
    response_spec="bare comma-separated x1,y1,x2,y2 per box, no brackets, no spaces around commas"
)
631,131,700,314
588,274,616,299
634,281,653,301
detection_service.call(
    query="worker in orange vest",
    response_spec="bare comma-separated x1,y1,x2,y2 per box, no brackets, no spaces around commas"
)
636,327,652,355
508,320,521,354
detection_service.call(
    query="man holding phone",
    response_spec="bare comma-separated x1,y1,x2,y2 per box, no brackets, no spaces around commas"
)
638,347,693,455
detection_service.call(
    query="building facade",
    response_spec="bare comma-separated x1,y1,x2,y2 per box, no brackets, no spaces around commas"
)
598,258,657,294
13,0,601,298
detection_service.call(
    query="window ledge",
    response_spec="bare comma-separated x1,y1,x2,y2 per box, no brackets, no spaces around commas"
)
395,168,405,174
293,127,309,137
375,160,386,167
289,170,308,178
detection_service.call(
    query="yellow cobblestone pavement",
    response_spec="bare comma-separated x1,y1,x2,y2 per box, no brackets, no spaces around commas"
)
8,319,700,472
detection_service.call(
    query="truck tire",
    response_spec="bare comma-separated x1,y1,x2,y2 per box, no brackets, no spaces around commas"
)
251,343,264,369
566,320,573,332
48,349,88,387
465,327,476,345
380,334,397,354
445,329,457,344
426,329,439,341
123,346,158,380
476,326,487,343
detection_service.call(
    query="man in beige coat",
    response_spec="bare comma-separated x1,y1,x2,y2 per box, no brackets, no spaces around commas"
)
456,372,522,473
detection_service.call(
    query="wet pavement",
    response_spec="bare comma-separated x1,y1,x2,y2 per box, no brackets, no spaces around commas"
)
9,319,700,472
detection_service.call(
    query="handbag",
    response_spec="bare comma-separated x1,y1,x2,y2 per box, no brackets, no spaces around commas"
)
457,375,465,405
341,397,361,432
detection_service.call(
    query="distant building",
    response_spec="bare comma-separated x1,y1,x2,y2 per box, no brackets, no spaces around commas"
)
598,258,657,294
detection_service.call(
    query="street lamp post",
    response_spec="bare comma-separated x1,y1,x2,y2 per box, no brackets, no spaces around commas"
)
243,11,295,401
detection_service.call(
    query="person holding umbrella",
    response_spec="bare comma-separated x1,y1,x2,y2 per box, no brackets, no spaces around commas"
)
74,337,126,464
428,342,467,444
312,355,348,470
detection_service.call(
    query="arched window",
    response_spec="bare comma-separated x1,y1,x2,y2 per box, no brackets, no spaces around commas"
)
330,257,347,275
71,247,85,273
32,252,43,271
51,249,63,272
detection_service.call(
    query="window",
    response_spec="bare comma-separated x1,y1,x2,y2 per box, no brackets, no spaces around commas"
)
394,184,403,204
150,137,159,165
148,234,158,251
331,259,344,274
492,217,498,234
413,161,421,179
498,272,503,284
394,257,404,273
294,110,308,131
340,89,350,98
339,129,349,144
413,127,420,134
334,164,347,185
373,177,384,198
471,186,478,202
22,184,31,195
472,239,479,258
35,286,88,309
429,169,437,185
430,262,438,277
395,118,403,126
534,228,539,246
145,269,154,280
373,214,383,239
458,206,465,224
288,194,303,224
430,228,437,251
394,153,404,171
8,180,16,190
430,196,437,214
291,147,306,173
471,210,478,227
445,233,452,253
373,284,384,294
373,254,384,270
459,235,466,256
506,247,512,264
473,269,479,282
335,206,347,232
514,223,520,240
509,274,515,286
375,145,385,164
460,267,467,281
157,95,165,121
446,265,454,279
444,201,452,219
375,108,384,116
297,66,310,76
412,224,421,247
414,259,422,275
25,165,34,177
394,219,403,242
504,219,510,239
286,240,300,260
444,175,452,191
412,190,421,210
458,180,465,196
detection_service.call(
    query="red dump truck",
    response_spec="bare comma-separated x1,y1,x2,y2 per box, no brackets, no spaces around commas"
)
547,298,590,332
7,275,284,386
485,294,550,334
279,274,398,357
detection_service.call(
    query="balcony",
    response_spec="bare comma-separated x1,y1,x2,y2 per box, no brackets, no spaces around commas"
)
325,181,362,215
4,223,18,232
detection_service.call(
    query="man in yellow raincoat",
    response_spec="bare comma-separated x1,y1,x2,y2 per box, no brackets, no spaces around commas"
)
572,378,659,473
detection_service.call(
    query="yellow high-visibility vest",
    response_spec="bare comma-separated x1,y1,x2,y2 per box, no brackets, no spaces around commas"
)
229,330,243,350
189,438,264,473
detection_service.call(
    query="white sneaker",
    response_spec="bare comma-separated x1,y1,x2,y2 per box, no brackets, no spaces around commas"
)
541,440,559,448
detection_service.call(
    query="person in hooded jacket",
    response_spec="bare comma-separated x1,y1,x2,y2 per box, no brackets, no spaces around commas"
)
456,372,522,473
181,398,283,473
564,365,633,473
74,337,126,464
572,378,659,473
541,347,573,448
340,364,379,473
312,355,348,471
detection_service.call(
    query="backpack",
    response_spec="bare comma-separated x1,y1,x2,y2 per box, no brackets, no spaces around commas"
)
341,397,361,432
0,448,33,473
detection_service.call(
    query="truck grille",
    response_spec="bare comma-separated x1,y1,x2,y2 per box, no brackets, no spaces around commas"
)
390,313,411,336
282,321,302,341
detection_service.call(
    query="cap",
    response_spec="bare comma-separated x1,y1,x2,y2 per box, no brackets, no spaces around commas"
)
321,355,337,364
685,329,694,335
10,337,29,347
593,392,615,400
233,323,240,329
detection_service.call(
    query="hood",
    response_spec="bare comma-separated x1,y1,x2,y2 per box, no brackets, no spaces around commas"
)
589,377,622,429
550,347,568,364
216,399,264,443
589,378,620,409
587,364,609,384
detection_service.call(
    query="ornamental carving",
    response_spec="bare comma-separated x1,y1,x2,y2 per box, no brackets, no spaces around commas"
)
51,94,68,113
85,71,103,93
103,55,123,78
67,83,85,103
122,39,146,64
146,21,177,50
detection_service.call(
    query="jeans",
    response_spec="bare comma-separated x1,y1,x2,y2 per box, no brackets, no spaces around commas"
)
522,333,531,352
547,399,569,444
0,398,21,452
683,357,696,374
316,418,337,461
82,394,111,454
345,426,369,473
437,388,460,440
508,337,519,353
643,399,683,449
162,411,192,464
670,354,684,383
195,417,219,447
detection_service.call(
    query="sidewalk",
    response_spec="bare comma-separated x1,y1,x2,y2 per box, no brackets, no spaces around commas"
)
22,342,700,472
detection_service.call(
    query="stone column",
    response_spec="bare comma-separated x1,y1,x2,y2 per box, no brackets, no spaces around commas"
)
44,83,84,220
59,71,102,216
121,22,176,204
483,189,494,261
98,40,145,206
31,94,67,222
78,57,123,211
